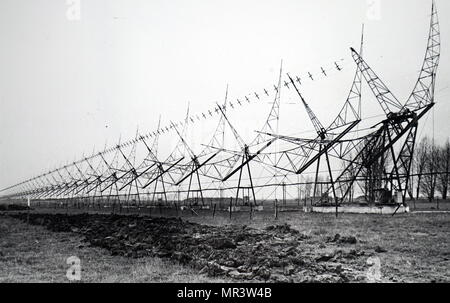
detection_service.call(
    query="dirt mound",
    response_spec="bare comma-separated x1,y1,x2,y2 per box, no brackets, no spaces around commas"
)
327,233,358,244
10,213,369,282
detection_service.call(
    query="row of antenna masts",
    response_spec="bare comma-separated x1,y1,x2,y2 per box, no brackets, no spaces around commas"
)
1,1,441,218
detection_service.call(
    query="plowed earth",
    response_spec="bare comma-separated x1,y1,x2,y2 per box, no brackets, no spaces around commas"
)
10,213,371,282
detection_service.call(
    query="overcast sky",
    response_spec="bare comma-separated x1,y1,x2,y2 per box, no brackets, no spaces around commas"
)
0,0,449,189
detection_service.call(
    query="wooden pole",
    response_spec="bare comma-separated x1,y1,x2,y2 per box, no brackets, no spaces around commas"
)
275,199,278,219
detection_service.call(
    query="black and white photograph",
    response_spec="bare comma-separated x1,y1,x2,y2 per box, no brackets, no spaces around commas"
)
0,0,449,290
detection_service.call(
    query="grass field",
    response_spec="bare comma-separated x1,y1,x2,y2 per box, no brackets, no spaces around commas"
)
0,205,449,283
0,215,228,283
178,210,450,283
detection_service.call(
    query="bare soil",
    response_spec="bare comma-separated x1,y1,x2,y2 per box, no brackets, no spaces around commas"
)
3,210,449,283
0,215,228,283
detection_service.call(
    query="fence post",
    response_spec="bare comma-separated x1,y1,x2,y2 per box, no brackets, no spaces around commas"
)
274,199,278,219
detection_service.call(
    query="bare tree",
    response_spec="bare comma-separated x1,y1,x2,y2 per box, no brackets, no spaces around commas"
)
304,176,312,200
414,137,430,200
420,140,438,202
436,140,450,200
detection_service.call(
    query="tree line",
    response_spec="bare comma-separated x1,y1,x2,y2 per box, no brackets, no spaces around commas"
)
411,137,450,201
